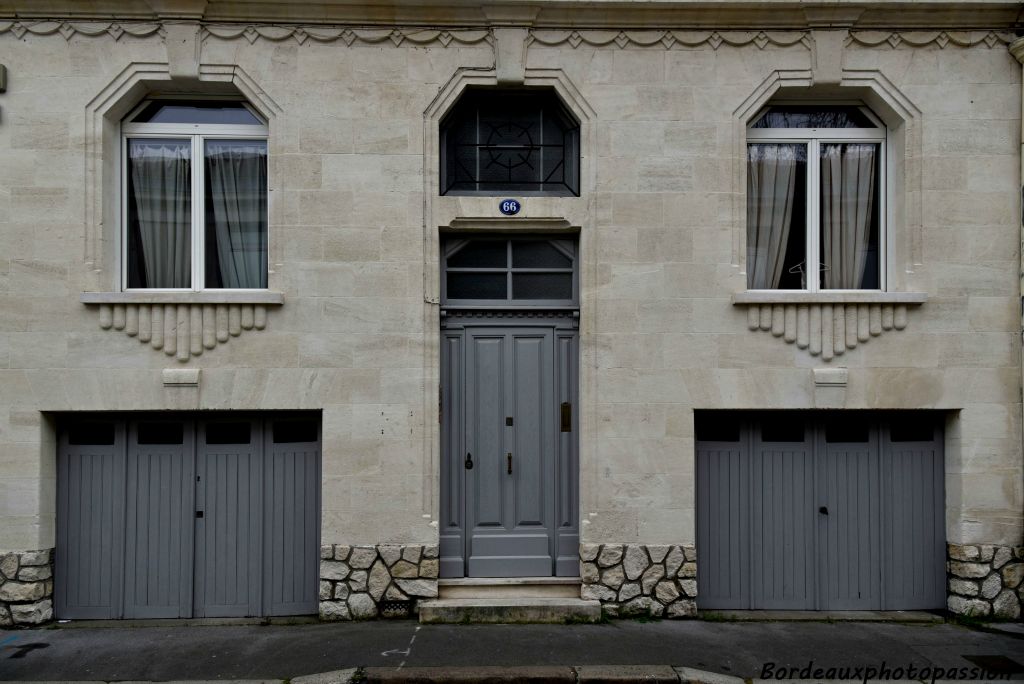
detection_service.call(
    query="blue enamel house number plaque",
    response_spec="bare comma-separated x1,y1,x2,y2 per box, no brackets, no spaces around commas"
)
499,199,521,216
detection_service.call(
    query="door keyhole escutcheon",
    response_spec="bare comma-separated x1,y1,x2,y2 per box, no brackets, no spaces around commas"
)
819,506,829,515
465,452,473,470
507,453,512,474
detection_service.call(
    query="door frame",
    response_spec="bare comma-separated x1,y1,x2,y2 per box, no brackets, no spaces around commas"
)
439,311,580,578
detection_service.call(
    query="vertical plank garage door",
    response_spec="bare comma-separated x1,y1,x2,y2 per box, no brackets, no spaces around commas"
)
696,412,945,611
56,414,320,619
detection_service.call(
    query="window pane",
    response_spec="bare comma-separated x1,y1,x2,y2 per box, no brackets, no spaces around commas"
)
137,422,184,445
133,101,263,126
447,273,507,300
441,89,580,195
512,241,572,268
68,422,116,445
751,105,875,129
447,241,507,268
512,273,572,300
126,139,192,288
273,420,319,443
825,419,870,443
889,415,936,442
204,140,268,289
746,144,807,289
760,416,805,442
819,143,880,290
695,414,741,442
205,422,251,444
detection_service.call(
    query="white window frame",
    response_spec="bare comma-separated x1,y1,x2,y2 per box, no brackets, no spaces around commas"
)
120,100,269,292
746,104,887,293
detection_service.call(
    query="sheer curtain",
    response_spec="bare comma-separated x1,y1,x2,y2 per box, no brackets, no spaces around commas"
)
747,144,799,289
820,143,877,289
205,140,268,289
128,139,191,288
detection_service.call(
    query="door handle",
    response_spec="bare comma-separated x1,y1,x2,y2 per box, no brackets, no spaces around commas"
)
507,453,512,475
465,452,473,470
819,506,829,515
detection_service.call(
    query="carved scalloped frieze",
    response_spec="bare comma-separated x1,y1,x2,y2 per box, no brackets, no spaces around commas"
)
741,302,919,361
847,30,1013,49
200,25,491,47
0,20,162,40
94,302,269,362
528,29,810,50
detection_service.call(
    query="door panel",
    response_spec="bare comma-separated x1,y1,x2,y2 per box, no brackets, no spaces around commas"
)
123,420,194,618
819,432,880,610
751,440,816,609
56,421,126,619
553,332,580,576
264,427,320,615
465,327,557,577
194,420,263,617
696,441,750,609
880,432,946,609
439,332,467,577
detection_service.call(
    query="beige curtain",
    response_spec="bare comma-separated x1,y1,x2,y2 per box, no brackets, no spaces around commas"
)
128,139,191,288
747,144,799,289
820,143,877,289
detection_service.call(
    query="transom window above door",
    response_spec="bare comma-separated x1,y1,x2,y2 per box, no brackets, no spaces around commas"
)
442,237,577,307
122,100,268,290
440,88,581,196
746,104,885,291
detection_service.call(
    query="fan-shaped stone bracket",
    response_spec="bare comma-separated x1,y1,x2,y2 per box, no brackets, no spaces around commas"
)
81,292,284,362
733,292,927,361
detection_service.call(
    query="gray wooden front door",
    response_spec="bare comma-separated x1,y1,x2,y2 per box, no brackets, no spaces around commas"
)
440,318,579,578
56,413,320,620
696,412,945,611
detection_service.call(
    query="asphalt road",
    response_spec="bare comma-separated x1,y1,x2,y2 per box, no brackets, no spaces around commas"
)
0,620,1022,681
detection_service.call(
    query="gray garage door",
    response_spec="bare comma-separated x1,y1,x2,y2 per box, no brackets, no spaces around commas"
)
56,413,320,620
696,411,945,611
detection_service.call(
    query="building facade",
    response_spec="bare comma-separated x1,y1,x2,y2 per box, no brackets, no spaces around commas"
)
0,0,1022,625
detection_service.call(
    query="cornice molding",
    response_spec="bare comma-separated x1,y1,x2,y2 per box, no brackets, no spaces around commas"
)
1,2,1022,31
528,28,811,50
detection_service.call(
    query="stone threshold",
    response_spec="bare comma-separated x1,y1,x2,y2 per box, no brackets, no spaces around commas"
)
438,577,581,586
700,609,943,623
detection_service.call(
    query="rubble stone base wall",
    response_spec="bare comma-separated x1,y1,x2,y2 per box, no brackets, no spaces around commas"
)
580,544,697,618
0,549,54,626
319,544,439,620
947,543,1024,619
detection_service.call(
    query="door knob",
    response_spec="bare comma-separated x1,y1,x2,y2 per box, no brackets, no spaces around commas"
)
507,453,512,474
465,452,473,470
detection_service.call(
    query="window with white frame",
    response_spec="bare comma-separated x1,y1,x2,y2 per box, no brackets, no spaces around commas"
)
122,100,268,290
746,104,885,291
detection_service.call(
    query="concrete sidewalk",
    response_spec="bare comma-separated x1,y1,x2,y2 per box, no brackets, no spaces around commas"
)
0,619,1022,681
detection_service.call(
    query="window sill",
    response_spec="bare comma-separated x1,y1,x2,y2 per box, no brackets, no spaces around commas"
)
80,291,285,305
732,292,927,306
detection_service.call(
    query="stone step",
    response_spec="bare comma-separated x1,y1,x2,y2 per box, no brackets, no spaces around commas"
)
438,577,581,599
418,597,602,624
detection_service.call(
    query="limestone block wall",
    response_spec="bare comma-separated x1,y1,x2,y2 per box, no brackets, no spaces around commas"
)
0,2,1019,601
0,549,54,626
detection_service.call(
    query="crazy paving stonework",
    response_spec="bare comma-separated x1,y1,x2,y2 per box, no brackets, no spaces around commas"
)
319,544,438,620
580,544,697,618
0,549,54,626
947,543,1024,619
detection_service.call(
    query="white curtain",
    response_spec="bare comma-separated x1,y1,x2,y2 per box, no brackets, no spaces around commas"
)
206,140,268,289
128,140,191,288
820,143,877,289
747,144,799,289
